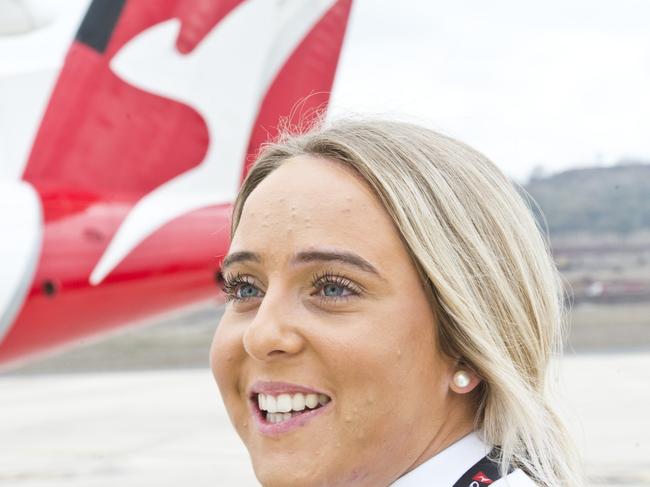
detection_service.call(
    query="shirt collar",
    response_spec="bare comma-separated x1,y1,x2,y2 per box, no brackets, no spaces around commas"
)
389,431,491,487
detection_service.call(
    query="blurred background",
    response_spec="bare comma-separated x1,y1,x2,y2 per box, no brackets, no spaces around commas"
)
1,0,649,486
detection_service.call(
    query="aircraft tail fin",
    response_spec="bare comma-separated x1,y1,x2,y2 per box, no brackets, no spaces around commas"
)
21,0,353,199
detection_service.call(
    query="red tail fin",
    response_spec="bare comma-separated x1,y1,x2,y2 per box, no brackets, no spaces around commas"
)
24,0,352,195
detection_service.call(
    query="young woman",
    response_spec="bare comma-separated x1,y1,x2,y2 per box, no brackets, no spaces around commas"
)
210,118,583,486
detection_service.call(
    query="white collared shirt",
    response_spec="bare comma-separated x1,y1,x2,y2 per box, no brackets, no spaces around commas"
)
389,432,537,487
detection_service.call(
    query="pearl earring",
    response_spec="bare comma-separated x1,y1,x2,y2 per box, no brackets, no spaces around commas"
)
453,370,471,388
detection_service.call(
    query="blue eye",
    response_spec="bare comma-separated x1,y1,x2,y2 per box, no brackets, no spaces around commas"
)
221,271,361,305
312,272,361,302
322,283,348,297
237,283,261,299
221,273,263,303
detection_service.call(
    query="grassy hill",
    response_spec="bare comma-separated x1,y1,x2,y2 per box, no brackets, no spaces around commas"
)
524,162,650,236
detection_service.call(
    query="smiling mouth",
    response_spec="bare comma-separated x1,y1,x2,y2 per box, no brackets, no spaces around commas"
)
253,392,331,425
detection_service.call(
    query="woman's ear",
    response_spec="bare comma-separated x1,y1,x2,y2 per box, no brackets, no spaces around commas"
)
449,368,481,394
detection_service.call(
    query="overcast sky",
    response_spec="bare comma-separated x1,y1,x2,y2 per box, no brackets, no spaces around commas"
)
2,0,649,182
330,0,650,181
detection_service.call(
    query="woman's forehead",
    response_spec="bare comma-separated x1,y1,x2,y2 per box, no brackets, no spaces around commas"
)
240,157,383,225
248,156,372,205
230,156,403,266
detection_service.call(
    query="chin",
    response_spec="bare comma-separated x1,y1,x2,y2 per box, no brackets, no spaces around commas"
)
251,458,321,487
250,454,374,487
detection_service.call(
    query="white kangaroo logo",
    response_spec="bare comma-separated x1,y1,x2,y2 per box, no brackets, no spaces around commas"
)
91,0,336,285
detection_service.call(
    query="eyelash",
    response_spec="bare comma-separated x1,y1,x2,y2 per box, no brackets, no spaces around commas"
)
218,270,362,304
310,271,362,303
218,272,259,303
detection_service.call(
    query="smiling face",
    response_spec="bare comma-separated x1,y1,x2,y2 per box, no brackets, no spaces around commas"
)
210,156,474,487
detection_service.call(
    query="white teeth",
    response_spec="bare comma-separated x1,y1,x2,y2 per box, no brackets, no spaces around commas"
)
266,412,293,424
257,392,331,414
305,393,318,409
258,394,266,411
276,394,292,413
292,393,305,411
265,395,277,413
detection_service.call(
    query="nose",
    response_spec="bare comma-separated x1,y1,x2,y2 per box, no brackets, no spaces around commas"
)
242,289,305,361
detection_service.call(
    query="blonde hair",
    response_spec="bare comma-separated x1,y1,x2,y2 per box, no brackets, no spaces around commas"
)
232,118,583,486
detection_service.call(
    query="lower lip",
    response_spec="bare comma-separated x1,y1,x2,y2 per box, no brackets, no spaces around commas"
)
250,400,332,436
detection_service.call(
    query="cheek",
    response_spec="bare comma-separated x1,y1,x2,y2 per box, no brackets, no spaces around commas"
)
210,318,243,402
331,309,439,430
351,304,442,422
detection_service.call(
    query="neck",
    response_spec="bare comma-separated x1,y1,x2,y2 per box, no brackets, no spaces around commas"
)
402,396,477,476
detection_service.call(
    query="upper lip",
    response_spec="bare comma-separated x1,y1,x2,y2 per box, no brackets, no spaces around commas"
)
248,380,331,398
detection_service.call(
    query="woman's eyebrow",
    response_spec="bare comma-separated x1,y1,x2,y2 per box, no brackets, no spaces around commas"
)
220,249,383,279
292,250,383,278
220,251,260,272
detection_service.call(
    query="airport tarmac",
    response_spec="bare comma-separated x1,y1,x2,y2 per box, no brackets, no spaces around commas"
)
1,353,649,486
